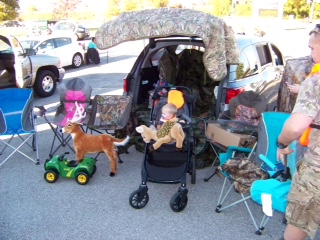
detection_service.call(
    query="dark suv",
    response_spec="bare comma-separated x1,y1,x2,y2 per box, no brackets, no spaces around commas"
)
123,35,285,118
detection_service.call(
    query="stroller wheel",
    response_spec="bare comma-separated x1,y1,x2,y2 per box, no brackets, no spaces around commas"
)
129,189,149,209
170,191,188,212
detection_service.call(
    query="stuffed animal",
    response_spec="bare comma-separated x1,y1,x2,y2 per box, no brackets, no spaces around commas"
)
61,102,129,177
136,119,185,151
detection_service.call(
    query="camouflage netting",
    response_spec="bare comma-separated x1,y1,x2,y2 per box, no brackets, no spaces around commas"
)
95,8,239,81
277,56,313,113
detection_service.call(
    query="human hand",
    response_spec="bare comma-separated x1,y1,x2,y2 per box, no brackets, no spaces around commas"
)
285,82,301,94
277,147,294,165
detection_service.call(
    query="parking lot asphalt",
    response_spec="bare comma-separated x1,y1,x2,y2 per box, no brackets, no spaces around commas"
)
1,32,319,240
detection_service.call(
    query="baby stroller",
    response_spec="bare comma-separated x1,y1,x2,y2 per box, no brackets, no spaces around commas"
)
129,86,195,212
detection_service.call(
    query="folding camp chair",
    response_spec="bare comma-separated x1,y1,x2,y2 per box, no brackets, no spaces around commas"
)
86,95,132,162
0,88,39,167
215,112,299,235
39,78,92,158
203,91,266,181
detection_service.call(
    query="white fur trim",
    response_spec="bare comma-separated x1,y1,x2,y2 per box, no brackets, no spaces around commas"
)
114,136,130,146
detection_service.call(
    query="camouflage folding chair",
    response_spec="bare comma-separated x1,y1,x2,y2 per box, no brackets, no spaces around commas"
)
86,95,132,162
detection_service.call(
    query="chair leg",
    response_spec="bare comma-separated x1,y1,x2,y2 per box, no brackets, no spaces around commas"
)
48,125,74,158
0,134,39,167
204,141,221,182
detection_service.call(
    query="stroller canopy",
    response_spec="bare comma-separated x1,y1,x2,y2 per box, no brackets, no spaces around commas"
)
95,8,240,81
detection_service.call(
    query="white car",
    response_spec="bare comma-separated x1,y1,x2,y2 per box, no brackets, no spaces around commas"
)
19,36,85,68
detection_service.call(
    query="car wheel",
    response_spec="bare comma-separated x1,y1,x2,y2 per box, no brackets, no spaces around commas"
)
44,170,59,183
76,171,90,185
72,53,83,68
34,70,56,98
73,34,79,41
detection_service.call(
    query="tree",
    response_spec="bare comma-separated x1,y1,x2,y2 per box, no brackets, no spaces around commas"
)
0,0,19,20
52,0,82,19
209,0,232,17
283,0,309,19
150,0,169,8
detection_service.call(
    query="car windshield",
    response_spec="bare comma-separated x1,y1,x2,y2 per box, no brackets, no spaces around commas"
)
19,40,40,49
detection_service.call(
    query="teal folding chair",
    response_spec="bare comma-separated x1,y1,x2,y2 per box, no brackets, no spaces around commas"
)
215,112,299,235
0,88,39,167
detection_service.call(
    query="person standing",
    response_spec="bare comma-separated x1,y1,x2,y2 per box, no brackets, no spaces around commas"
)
86,37,100,64
277,24,320,240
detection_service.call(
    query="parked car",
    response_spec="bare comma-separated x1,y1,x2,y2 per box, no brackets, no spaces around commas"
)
4,21,24,27
19,36,85,68
96,9,285,120
52,20,90,40
0,35,65,97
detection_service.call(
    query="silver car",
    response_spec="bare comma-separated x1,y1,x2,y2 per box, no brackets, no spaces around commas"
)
0,35,65,97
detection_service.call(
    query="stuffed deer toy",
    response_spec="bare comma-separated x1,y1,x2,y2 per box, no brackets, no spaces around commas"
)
61,102,130,177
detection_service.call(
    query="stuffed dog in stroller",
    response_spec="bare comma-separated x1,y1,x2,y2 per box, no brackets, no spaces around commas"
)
61,102,130,177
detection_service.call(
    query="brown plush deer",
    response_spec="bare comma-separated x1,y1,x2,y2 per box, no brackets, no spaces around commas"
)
61,102,129,177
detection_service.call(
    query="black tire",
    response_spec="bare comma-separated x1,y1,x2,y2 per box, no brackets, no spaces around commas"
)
191,156,196,184
170,192,188,212
91,165,97,176
34,70,56,98
72,53,83,68
44,170,59,183
76,171,90,185
129,189,149,209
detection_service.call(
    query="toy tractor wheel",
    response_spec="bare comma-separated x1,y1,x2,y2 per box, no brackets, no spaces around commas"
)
129,189,149,209
170,191,188,212
44,170,59,183
76,171,90,185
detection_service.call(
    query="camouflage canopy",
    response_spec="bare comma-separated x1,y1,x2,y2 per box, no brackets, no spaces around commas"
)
95,8,240,81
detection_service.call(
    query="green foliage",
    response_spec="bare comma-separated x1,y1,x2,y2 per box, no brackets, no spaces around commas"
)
52,0,82,19
234,4,252,17
283,0,309,19
150,0,169,8
209,0,232,17
313,3,320,19
0,0,19,20
0,0,19,9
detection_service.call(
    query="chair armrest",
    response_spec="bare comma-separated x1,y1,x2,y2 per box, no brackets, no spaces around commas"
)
225,146,253,159
259,154,277,171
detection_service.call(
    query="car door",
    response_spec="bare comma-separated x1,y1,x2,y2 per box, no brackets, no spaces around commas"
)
3,35,32,88
53,37,72,67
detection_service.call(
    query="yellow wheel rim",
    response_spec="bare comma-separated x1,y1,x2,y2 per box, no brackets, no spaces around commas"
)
77,174,87,184
46,172,55,181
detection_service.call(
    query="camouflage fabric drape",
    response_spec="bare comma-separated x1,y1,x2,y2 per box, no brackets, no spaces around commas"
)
95,8,239,81
277,56,313,113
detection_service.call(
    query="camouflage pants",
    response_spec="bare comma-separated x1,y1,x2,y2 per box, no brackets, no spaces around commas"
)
286,160,320,239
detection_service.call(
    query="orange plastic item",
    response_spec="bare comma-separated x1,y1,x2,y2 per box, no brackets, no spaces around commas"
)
300,127,311,147
168,90,184,109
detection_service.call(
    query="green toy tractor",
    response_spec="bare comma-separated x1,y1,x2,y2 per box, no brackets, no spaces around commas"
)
44,152,97,185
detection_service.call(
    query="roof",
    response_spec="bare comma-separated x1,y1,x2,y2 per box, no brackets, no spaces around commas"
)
95,8,240,81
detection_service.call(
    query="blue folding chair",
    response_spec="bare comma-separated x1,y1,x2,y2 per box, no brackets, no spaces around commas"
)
215,112,299,235
0,88,39,167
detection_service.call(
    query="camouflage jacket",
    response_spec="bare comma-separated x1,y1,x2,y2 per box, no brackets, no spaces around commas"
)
293,74,320,167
